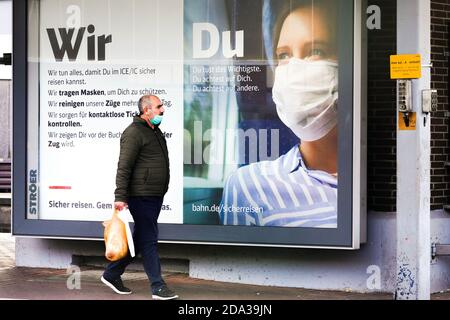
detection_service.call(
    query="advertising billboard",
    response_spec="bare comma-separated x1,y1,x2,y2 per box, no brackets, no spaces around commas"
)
14,0,366,249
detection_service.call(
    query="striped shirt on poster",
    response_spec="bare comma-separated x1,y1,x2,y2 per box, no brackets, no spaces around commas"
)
218,144,338,228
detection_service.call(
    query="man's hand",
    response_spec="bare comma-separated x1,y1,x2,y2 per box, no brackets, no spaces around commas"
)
114,201,128,211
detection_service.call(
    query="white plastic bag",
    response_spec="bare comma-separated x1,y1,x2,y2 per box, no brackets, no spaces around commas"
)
117,208,135,258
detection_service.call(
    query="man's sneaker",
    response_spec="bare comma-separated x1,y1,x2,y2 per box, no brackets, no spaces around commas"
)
152,286,179,300
101,276,132,295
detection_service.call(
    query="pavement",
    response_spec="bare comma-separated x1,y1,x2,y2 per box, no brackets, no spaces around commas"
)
0,232,449,301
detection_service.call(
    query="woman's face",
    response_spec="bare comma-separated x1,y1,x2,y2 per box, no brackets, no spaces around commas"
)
276,6,337,65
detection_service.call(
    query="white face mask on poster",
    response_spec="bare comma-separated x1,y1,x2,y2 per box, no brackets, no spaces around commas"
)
272,58,339,142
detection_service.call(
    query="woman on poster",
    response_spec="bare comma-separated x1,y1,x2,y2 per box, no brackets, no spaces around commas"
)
219,0,339,228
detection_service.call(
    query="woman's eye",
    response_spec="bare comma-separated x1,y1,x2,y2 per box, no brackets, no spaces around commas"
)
277,52,291,61
307,48,326,59
276,52,291,65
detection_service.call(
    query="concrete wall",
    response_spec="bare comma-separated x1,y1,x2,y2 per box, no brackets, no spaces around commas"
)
14,211,450,294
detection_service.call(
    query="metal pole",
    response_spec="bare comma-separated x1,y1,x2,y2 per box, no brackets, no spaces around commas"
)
396,0,431,300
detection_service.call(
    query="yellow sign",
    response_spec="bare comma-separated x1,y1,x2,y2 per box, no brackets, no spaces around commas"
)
398,112,417,131
390,54,421,79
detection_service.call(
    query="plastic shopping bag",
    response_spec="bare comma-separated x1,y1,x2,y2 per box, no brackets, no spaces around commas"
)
117,208,135,258
103,209,128,261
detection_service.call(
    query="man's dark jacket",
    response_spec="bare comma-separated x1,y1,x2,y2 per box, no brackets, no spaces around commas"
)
114,116,170,202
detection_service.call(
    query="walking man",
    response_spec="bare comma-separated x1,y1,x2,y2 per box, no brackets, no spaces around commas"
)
101,95,178,300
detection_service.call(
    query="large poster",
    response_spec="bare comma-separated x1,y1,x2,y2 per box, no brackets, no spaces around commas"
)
28,0,346,231
31,0,184,222
183,0,340,228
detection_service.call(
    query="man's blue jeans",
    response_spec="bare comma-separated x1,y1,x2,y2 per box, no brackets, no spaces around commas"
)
103,196,165,293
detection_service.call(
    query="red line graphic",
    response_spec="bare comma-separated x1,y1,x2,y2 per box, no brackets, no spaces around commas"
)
49,186,72,190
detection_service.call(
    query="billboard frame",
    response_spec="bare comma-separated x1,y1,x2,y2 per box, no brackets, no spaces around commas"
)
12,0,367,249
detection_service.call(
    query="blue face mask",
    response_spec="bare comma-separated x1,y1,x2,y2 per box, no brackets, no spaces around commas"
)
150,115,163,126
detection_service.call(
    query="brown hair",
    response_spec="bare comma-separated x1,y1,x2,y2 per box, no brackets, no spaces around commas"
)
272,0,339,62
